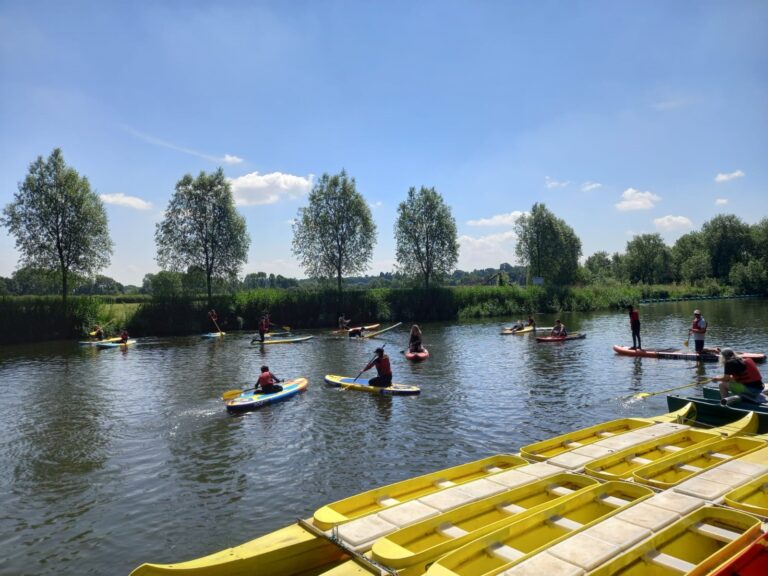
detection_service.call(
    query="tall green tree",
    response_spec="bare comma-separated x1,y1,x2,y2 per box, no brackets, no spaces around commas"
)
292,170,376,293
1,148,112,305
701,214,752,280
625,234,673,284
514,203,582,285
155,168,250,305
583,251,612,283
394,186,458,288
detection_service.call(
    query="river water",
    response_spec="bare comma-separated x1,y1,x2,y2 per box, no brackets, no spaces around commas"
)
1,298,766,575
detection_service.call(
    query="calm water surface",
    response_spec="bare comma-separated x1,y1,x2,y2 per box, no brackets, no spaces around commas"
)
1,299,766,575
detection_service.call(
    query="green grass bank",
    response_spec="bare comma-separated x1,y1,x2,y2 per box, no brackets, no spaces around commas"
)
0,282,743,344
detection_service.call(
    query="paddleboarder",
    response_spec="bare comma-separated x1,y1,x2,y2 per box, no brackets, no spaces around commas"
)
338,313,351,329
713,348,765,404
689,309,707,354
550,319,567,337
256,365,283,394
408,324,424,353
362,347,392,387
526,316,536,328
119,328,129,343
627,304,641,350
348,326,366,338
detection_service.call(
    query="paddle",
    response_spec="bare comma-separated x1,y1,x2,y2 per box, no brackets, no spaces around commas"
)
209,312,223,335
354,344,385,382
624,377,713,400
683,330,690,347
222,387,255,400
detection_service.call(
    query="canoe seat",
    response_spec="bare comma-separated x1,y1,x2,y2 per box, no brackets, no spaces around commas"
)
659,444,683,453
708,451,731,460
548,485,575,497
691,522,741,543
484,465,504,473
645,550,695,573
497,501,527,515
599,494,631,508
377,496,400,507
596,431,614,438
562,440,583,448
433,479,456,489
548,515,582,531
628,456,653,466
675,464,702,473
487,542,525,562
436,522,469,539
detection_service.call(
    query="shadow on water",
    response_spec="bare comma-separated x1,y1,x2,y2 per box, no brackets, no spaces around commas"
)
0,298,766,574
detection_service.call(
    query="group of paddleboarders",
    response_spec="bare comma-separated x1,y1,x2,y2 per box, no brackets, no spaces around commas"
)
623,307,710,354
509,316,536,333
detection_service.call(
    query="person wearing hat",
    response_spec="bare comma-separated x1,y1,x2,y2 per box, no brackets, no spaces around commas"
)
713,348,765,403
689,309,707,353
362,347,392,387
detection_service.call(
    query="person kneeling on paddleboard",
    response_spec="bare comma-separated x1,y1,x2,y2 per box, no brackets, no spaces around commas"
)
363,348,392,387
408,324,424,352
256,365,283,394
550,319,567,337
713,348,766,404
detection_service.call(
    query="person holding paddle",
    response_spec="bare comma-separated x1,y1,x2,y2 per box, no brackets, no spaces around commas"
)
119,328,130,343
712,348,765,404
362,347,392,387
92,324,104,340
257,312,275,342
338,313,351,329
256,365,283,394
689,309,707,354
550,319,567,337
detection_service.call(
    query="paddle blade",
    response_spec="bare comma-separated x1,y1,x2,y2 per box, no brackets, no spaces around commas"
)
634,392,651,399
282,326,291,331
221,389,244,400
683,339,689,347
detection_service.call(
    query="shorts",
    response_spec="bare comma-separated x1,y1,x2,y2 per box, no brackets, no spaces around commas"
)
730,382,765,402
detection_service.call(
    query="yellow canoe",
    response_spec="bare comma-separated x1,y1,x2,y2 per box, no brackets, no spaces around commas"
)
519,403,693,461
424,481,653,576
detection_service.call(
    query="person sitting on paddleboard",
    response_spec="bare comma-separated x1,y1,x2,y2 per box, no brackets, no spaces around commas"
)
550,320,567,337
93,324,104,340
510,319,525,332
408,324,424,352
256,365,283,394
348,326,365,338
363,348,392,387
526,316,536,328
713,348,765,404
119,328,129,343
338,313,351,329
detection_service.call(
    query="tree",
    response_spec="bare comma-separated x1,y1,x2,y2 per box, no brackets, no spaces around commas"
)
701,214,752,280
514,203,582,285
583,251,612,282
624,234,672,284
292,170,376,293
1,148,113,305
394,186,458,288
155,168,250,305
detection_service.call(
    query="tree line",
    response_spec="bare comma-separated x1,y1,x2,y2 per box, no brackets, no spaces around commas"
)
2,148,767,306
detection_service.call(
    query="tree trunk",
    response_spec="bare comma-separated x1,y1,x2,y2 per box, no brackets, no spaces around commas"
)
61,267,68,309
206,272,213,308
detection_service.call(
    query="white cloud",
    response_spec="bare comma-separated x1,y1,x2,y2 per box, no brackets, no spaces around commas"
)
100,193,152,210
229,171,313,206
369,200,384,209
122,125,243,165
545,176,569,189
654,215,693,232
467,211,526,227
457,231,517,270
615,188,661,211
715,170,744,183
580,181,602,192
715,198,729,206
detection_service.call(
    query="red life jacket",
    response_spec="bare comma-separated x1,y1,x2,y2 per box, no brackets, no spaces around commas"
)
629,310,639,323
374,355,392,377
258,318,269,331
258,372,275,387
733,358,763,385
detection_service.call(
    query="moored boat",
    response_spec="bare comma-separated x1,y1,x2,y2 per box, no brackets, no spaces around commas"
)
667,394,768,434
613,344,766,363
423,481,653,576
711,532,768,576
225,378,309,413
323,374,420,396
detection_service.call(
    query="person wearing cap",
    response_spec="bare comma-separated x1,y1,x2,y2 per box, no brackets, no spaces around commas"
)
362,347,392,387
713,348,765,403
689,309,707,353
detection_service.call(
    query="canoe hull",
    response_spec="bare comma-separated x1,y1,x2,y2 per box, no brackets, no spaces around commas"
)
225,378,308,413
323,374,420,396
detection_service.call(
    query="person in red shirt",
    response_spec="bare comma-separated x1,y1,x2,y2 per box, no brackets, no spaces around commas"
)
257,313,275,342
713,348,765,404
256,365,282,394
627,304,641,350
363,347,392,387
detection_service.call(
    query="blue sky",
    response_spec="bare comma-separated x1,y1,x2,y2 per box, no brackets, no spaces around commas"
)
1,1,766,285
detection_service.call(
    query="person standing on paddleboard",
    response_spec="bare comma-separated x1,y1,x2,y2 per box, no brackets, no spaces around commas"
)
689,309,707,354
363,347,392,387
256,365,283,394
628,304,641,350
338,313,351,329
713,348,765,404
